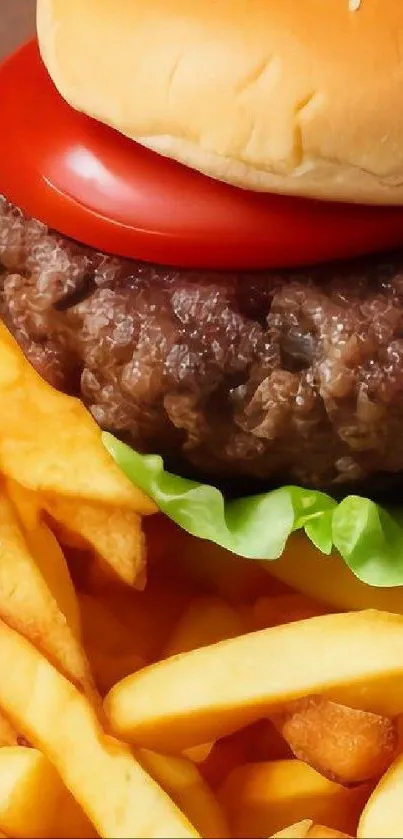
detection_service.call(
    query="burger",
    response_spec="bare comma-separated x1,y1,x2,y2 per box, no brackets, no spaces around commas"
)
2,0,403,600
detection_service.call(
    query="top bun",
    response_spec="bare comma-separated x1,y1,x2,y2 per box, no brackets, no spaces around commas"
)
38,0,403,205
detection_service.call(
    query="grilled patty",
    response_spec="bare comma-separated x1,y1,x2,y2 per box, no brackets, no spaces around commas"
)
2,196,403,494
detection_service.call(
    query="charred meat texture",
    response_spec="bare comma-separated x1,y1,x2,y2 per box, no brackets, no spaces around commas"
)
2,196,403,492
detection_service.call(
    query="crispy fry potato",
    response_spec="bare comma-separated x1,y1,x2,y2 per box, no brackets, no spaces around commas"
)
267,533,403,614
0,618,198,838
183,743,214,764
251,595,328,631
0,489,92,691
358,748,403,837
163,596,246,657
307,827,352,838
105,610,403,751
271,824,352,839
219,759,369,838
46,498,146,589
0,324,155,513
271,821,313,838
0,711,24,748
0,746,95,839
138,749,229,838
7,481,81,638
272,695,397,784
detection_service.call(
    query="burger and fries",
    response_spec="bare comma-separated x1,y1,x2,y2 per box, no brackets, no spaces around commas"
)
0,316,398,839
3,1,403,837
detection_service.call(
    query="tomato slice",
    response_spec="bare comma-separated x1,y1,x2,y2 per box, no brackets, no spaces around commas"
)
1,40,403,270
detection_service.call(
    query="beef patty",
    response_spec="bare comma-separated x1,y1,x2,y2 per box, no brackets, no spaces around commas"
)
2,195,403,494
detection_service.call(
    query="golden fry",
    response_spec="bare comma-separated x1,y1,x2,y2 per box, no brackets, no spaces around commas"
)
270,822,313,838
183,743,214,764
162,596,245,658
0,746,94,839
0,489,92,691
272,825,352,839
0,711,24,748
307,827,352,838
7,480,81,638
46,498,146,588
267,534,403,614
272,695,397,784
0,618,198,838
358,748,403,838
0,323,155,513
138,749,229,838
218,759,368,838
105,610,403,752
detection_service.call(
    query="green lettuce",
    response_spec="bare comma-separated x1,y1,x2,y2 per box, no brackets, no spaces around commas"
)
103,433,403,588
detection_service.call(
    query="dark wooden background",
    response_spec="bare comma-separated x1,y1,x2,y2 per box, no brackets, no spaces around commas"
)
0,0,36,61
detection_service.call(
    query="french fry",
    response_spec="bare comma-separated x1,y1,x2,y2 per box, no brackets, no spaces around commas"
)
218,759,369,838
0,488,92,691
45,498,146,589
0,618,198,838
0,323,156,515
270,821,313,838
267,533,403,615
272,695,398,784
6,480,81,638
0,711,24,748
270,824,352,839
307,828,352,838
0,326,155,588
183,743,214,764
105,610,403,752
162,596,246,657
358,748,403,837
0,324,155,513
137,749,229,838
0,746,94,839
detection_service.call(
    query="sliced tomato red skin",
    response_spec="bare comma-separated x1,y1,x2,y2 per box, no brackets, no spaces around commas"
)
1,40,403,270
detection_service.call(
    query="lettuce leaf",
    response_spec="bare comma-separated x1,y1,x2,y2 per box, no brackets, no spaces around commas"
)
103,433,403,588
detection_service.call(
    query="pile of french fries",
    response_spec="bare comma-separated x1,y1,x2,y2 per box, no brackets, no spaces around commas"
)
0,322,401,838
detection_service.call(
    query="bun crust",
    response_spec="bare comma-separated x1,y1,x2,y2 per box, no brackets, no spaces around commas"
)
38,0,403,205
